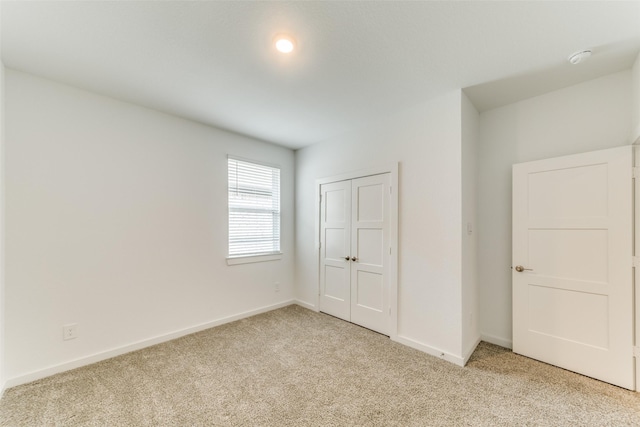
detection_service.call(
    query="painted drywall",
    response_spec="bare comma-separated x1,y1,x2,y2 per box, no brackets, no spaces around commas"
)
632,53,640,143
461,93,479,360
295,91,466,361
0,1,5,395
477,70,633,348
4,69,295,385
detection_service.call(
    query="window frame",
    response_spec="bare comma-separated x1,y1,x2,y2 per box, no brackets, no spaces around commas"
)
226,156,282,265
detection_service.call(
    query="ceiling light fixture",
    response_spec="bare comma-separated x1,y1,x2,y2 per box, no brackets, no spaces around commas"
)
568,50,592,65
274,34,295,54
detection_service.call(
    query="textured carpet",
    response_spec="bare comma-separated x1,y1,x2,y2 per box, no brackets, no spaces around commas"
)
1,305,639,426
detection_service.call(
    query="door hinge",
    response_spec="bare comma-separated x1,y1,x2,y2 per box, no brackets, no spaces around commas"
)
633,167,640,179
389,186,392,194
634,346,640,358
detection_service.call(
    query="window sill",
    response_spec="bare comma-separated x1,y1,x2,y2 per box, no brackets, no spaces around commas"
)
226,253,283,266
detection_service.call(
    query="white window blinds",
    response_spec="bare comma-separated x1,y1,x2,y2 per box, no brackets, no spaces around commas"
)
228,157,281,257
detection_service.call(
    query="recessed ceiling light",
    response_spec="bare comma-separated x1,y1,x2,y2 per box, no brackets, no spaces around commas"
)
568,50,592,65
274,35,295,54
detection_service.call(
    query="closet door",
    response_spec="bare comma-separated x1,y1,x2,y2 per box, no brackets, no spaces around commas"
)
319,173,391,336
319,180,352,321
350,174,390,335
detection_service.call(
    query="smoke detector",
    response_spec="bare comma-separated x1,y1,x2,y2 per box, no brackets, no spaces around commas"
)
568,50,592,65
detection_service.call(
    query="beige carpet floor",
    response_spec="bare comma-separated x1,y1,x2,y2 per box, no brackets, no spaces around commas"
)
1,305,639,426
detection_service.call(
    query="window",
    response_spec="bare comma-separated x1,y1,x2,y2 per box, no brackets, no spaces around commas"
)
228,157,281,261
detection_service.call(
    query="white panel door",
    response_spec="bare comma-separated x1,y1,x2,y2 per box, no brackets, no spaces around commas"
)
320,180,351,321
351,174,390,335
512,145,634,390
319,173,390,335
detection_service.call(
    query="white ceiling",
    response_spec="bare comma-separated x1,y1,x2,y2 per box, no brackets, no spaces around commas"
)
2,1,640,149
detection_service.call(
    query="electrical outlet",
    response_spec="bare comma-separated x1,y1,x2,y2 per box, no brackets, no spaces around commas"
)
274,282,280,292
63,323,78,341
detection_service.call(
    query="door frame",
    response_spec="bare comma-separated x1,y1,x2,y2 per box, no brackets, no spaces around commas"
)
314,163,399,340
634,143,639,391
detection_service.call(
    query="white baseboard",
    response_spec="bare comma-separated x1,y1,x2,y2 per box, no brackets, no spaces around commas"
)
5,300,296,389
393,335,465,367
294,299,317,311
480,332,512,349
462,336,482,366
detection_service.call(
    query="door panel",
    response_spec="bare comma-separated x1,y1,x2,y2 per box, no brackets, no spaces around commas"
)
325,228,347,260
527,163,608,219
512,145,633,390
356,229,384,265
324,266,348,302
319,181,351,321
326,188,348,222
527,285,609,349
355,270,384,310
528,229,608,283
351,174,390,335
356,184,385,221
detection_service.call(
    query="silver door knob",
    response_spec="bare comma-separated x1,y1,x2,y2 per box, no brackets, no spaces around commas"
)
345,256,350,261
514,265,533,272
351,257,358,262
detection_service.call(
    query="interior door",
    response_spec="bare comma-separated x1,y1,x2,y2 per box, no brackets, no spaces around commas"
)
512,145,634,390
319,173,390,335
351,174,390,335
319,180,351,321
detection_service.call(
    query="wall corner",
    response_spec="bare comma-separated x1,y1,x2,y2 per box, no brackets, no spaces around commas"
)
631,53,640,144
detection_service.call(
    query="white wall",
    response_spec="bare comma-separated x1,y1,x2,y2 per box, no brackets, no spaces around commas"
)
632,53,640,143
296,91,468,362
4,69,295,386
461,93,479,359
0,1,6,396
477,70,633,348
